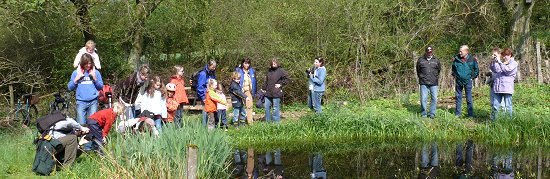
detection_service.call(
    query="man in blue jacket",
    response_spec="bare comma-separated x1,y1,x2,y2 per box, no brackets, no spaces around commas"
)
196,60,217,127
451,45,479,118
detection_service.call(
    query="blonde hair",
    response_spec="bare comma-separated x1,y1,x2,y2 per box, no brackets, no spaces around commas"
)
85,40,95,49
231,72,241,80
113,102,126,116
207,79,217,89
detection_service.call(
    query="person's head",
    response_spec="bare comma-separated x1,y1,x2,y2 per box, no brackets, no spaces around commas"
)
166,83,176,98
492,47,501,58
241,57,252,70
208,79,218,90
112,102,126,117
173,65,184,77
459,45,470,57
314,57,325,68
79,53,95,71
148,76,166,97
501,48,513,61
207,60,217,71
216,83,224,93
425,46,434,57
231,71,241,83
270,58,280,69
85,40,96,53
139,64,150,81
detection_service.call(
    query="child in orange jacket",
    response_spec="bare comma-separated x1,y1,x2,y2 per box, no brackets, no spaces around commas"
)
170,65,189,127
165,83,180,124
204,79,226,130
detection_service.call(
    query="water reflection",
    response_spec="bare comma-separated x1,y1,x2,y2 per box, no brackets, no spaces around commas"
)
232,143,549,178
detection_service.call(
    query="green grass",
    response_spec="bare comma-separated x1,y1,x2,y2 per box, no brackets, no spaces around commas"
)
229,84,550,151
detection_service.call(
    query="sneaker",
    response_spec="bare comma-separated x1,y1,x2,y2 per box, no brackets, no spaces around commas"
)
224,128,228,132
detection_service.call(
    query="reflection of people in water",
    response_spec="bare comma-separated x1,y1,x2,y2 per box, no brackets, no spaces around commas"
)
310,153,327,179
418,142,439,178
455,139,475,178
491,151,514,178
232,148,283,179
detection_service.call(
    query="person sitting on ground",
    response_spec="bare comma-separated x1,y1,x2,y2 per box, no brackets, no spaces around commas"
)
116,110,159,136
51,117,90,168
84,102,126,154
73,40,101,70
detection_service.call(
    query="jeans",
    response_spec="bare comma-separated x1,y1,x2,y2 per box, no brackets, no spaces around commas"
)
233,106,246,123
491,93,513,120
175,103,184,127
76,100,98,124
264,97,281,123
455,79,474,117
217,109,227,128
456,140,474,173
265,149,282,166
124,105,136,121
421,142,439,168
308,91,324,114
202,105,207,127
84,119,103,151
420,85,438,117
154,117,163,132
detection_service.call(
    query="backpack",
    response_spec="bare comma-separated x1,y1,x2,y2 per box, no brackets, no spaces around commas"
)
36,111,66,135
98,84,113,103
190,70,203,91
32,138,62,176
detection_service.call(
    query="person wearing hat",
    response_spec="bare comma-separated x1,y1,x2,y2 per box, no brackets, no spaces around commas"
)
165,83,180,124
416,46,441,118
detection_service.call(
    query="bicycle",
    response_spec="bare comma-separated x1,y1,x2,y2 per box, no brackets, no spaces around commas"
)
49,89,77,119
12,93,39,127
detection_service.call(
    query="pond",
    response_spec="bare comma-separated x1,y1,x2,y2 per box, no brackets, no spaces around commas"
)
231,140,550,178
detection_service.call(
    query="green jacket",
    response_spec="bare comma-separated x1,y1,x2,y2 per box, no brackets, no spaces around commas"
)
452,54,479,86
32,138,62,176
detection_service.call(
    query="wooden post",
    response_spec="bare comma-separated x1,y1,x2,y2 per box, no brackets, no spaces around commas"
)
537,147,542,179
185,144,198,179
545,60,550,83
536,41,543,84
9,85,14,109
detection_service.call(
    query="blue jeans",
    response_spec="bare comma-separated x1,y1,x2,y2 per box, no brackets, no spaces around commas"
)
124,105,136,121
421,142,439,168
455,79,474,117
264,97,281,123
154,117,163,132
308,91,324,113
489,86,495,106
233,106,246,123
76,100,98,124
420,85,438,117
175,103,184,127
202,105,207,127
491,93,513,120
217,109,227,128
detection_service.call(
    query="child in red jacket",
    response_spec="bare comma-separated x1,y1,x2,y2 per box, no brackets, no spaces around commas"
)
85,102,125,153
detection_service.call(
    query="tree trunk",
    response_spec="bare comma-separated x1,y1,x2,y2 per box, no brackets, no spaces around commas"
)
127,0,163,70
506,0,535,82
536,41,543,84
71,0,95,42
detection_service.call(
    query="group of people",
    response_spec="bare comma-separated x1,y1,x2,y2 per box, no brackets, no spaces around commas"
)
45,40,329,169
416,45,517,120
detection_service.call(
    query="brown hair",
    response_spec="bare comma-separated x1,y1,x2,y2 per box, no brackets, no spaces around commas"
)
231,71,241,80
79,53,94,70
315,56,325,67
216,83,224,92
270,58,280,68
501,48,513,57
147,76,166,98
492,47,501,53
241,57,252,67
140,64,150,76
173,65,184,76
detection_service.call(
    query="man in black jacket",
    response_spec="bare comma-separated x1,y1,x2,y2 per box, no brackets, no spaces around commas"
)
416,46,441,118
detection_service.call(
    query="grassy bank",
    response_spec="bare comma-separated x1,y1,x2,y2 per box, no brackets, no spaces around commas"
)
229,84,550,150
0,120,232,178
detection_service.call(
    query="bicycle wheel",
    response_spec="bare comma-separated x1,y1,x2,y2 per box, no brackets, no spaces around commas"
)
65,103,77,120
14,108,28,126
27,105,38,126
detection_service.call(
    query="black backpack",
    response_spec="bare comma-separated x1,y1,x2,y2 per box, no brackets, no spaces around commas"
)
36,110,66,135
190,69,203,91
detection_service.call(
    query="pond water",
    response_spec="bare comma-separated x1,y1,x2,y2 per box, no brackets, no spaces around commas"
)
232,140,550,178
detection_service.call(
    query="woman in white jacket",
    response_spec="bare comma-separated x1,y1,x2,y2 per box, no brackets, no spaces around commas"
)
135,76,168,131
73,40,101,69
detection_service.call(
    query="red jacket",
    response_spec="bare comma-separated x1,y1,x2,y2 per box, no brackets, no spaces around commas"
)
165,97,179,122
170,75,189,104
89,108,117,137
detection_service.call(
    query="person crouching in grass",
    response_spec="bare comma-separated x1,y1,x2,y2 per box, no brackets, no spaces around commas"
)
84,102,125,154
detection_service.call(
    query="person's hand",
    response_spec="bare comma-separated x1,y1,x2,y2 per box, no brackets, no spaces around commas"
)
261,89,266,93
246,97,251,101
102,137,107,143
275,84,281,88
74,70,84,83
81,127,90,134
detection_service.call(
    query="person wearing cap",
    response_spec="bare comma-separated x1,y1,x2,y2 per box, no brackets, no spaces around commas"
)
451,45,479,118
416,46,441,118
165,83,180,124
